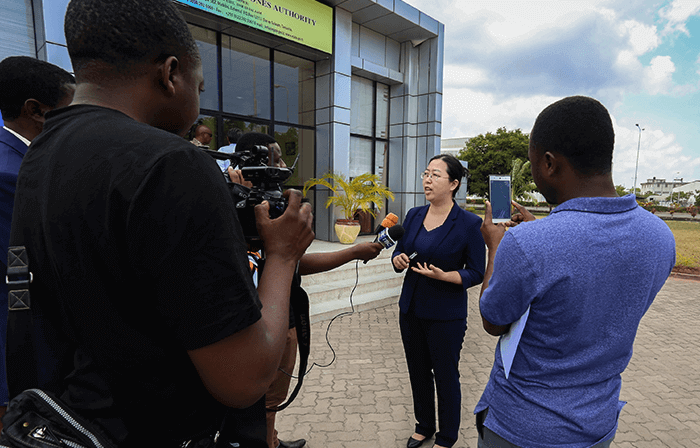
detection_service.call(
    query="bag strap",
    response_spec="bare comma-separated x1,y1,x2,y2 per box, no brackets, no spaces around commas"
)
266,272,310,412
6,245,40,395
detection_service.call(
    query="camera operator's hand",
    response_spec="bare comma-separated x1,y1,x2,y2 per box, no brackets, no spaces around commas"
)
255,189,314,264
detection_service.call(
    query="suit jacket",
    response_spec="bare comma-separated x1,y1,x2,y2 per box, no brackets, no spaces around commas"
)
1,127,28,280
393,202,485,320
0,126,29,404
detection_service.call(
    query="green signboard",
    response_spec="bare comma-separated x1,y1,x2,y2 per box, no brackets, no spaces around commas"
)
178,0,333,54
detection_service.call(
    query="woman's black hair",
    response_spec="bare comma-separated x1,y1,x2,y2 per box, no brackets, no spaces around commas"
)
428,153,466,198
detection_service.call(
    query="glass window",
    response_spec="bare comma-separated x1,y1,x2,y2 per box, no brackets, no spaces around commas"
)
169,24,315,202
222,119,268,147
43,0,70,45
222,35,270,119
274,51,315,126
46,43,72,73
375,83,389,139
349,137,373,179
350,76,390,179
274,126,314,190
350,77,374,136
375,140,387,181
186,115,217,150
189,25,219,111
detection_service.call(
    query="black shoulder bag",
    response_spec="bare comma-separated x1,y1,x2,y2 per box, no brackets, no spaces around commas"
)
1,246,117,448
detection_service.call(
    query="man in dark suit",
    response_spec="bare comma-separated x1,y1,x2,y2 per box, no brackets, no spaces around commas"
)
0,56,74,426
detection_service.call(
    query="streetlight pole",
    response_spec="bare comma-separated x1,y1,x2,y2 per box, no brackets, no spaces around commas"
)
633,124,644,196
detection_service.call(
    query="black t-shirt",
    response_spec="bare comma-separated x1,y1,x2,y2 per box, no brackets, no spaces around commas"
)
10,105,262,445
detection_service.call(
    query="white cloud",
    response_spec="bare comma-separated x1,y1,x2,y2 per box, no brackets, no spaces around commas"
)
611,121,700,188
441,86,559,138
643,55,676,95
442,64,488,88
660,0,700,35
618,19,659,55
404,0,700,181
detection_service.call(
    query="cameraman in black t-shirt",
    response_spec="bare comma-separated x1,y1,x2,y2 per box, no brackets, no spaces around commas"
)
6,0,314,446
229,132,383,448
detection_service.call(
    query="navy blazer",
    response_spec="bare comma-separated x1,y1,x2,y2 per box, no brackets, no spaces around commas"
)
393,202,485,320
0,126,28,404
1,127,28,285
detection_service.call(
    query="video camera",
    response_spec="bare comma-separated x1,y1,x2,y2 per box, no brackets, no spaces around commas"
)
203,145,297,243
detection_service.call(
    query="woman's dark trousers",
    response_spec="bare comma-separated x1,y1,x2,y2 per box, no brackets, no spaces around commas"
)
399,310,467,448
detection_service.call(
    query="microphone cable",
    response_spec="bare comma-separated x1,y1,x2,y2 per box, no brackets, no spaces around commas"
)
278,258,362,379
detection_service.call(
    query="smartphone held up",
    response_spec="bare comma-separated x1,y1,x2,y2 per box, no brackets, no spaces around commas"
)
489,175,511,223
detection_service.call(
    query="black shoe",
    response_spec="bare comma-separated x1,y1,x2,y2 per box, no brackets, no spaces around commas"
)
278,439,306,448
407,436,426,448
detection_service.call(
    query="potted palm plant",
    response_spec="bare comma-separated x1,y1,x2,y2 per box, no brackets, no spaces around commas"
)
303,172,395,244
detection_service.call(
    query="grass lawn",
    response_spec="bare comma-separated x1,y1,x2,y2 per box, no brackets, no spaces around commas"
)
471,210,699,268
665,220,700,268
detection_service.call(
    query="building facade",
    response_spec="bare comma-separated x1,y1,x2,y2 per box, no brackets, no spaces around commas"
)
640,177,687,198
440,137,468,157
2,0,444,241
671,180,700,206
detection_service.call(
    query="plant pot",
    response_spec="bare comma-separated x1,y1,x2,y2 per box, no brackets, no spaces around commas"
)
334,219,361,244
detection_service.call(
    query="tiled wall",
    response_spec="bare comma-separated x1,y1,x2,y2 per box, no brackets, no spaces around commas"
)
314,5,444,238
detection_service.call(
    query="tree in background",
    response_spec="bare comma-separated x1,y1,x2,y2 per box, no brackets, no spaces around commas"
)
665,191,691,205
615,185,628,196
457,127,532,198
511,158,537,201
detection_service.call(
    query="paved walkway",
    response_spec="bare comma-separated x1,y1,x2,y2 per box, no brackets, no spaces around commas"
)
276,276,699,448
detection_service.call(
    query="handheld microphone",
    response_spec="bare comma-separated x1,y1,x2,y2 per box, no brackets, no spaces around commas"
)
376,224,405,250
364,216,403,264
408,251,419,268
373,213,398,238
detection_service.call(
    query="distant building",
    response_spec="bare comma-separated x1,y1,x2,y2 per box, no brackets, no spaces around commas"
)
441,137,469,157
671,180,700,205
640,177,688,198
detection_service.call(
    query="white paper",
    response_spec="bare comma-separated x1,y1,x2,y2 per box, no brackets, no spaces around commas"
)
499,305,531,379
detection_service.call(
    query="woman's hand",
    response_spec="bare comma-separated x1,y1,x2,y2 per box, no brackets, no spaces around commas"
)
411,262,446,280
393,253,410,270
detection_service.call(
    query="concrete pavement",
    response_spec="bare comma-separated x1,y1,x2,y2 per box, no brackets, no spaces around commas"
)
276,276,700,448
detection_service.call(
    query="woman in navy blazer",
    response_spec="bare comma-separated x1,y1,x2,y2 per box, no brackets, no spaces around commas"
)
392,154,485,448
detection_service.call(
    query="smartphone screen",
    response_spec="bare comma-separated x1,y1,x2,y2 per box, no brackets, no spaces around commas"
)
489,175,512,223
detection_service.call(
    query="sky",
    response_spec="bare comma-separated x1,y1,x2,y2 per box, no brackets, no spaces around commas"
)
404,0,700,189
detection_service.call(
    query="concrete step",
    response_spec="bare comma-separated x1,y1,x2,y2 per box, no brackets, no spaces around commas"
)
304,268,403,305
301,236,404,322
